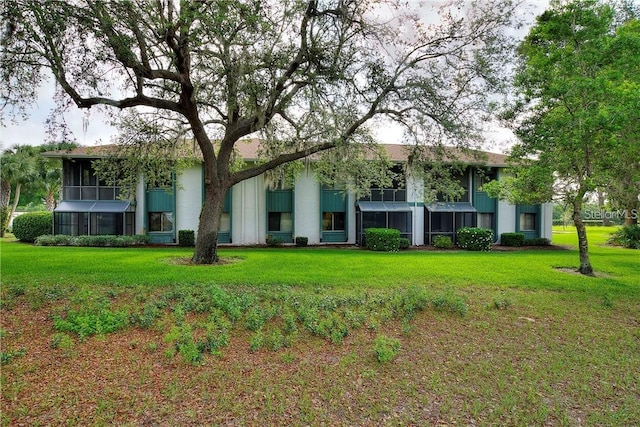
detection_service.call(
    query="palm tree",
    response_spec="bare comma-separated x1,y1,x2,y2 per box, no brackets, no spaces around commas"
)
0,145,38,236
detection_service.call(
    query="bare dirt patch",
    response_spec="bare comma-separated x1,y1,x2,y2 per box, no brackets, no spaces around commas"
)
164,256,243,266
553,267,614,278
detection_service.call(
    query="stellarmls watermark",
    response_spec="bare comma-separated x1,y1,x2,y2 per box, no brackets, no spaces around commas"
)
583,209,639,221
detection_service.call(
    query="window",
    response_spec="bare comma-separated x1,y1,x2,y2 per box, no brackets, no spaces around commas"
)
219,213,231,233
476,170,497,189
478,213,494,229
520,213,536,231
268,212,292,233
323,212,345,231
149,212,173,232
431,212,454,232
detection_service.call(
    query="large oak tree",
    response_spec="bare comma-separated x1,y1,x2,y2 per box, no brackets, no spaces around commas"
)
2,0,519,263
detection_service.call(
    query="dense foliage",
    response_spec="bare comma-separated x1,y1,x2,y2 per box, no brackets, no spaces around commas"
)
501,232,525,247
432,235,453,249
178,230,195,247
365,228,401,252
608,225,640,249
35,234,149,247
456,227,494,252
487,1,640,274
11,211,52,242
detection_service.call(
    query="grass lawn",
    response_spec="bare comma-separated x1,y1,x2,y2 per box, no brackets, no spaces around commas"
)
1,226,639,425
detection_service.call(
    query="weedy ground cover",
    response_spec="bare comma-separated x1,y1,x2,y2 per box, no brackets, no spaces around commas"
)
1,226,638,425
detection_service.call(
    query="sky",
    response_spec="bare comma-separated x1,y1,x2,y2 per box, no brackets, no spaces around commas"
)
0,0,549,153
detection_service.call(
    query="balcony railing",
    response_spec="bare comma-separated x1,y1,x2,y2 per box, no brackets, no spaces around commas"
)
63,186,121,201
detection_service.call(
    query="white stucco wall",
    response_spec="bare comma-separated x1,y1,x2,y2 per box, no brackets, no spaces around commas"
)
135,176,146,235
406,174,425,246
294,170,321,244
176,165,203,240
497,201,516,240
541,202,553,241
232,175,266,244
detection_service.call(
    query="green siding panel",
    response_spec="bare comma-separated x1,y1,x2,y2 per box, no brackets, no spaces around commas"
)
148,232,174,244
322,231,347,242
267,189,293,212
473,192,497,213
322,190,346,211
147,189,174,212
223,190,232,212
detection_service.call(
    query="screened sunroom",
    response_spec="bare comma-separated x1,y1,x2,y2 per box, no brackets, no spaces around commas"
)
424,202,477,245
356,201,413,245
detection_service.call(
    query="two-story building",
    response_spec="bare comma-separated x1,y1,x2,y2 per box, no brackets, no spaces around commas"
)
44,140,552,245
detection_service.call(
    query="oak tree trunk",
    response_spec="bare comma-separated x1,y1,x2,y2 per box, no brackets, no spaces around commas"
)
192,181,227,264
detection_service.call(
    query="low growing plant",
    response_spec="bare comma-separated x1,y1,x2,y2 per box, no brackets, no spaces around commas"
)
608,225,640,249
266,235,284,246
295,236,308,247
54,308,129,339
374,335,400,363
399,238,410,249
432,235,453,249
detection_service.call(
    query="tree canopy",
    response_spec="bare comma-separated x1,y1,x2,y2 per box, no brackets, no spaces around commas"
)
486,0,640,274
1,0,521,263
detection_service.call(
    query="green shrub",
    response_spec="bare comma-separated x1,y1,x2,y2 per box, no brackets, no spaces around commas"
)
456,227,494,251
501,232,525,247
608,225,640,249
36,234,148,247
399,238,410,249
295,236,308,247
12,212,52,242
53,308,129,339
523,237,551,246
374,335,400,363
266,235,284,246
365,228,400,252
432,235,453,249
0,348,25,365
178,230,195,247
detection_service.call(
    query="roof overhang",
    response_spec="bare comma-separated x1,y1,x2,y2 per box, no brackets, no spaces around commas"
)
425,202,477,213
55,200,132,213
357,201,412,212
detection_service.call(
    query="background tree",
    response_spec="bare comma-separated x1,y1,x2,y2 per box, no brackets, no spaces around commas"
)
0,145,38,236
485,0,640,275
1,0,520,263
600,18,640,226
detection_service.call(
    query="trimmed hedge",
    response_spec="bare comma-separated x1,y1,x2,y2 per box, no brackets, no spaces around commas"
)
433,235,453,249
266,235,284,246
399,238,410,250
12,212,53,242
456,227,494,251
295,236,308,247
365,228,400,252
35,234,149,247
178,230,195,247
524,237,551,246
501,232,525,247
